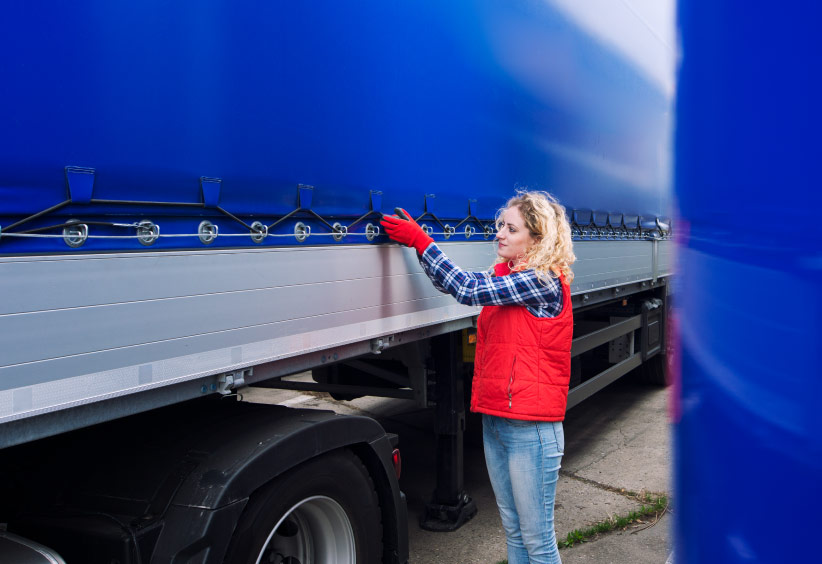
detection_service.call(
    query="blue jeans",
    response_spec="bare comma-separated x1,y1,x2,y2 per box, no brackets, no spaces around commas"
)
483,414,564,564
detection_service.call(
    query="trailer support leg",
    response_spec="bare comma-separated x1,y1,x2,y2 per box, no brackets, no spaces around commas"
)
420,332,477,531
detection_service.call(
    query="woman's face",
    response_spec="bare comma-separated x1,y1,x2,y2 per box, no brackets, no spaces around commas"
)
496,206,536,265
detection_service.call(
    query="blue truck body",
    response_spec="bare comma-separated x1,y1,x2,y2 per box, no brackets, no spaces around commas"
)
1,0,671,254
675,2,821,563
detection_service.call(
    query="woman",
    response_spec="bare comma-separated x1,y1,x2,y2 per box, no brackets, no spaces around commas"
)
381,191,575,564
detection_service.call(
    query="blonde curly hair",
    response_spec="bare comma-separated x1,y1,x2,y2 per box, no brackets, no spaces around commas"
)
494,191,576,284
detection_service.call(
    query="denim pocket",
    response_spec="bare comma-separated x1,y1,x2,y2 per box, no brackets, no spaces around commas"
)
535,421,564,455
552,421,565,454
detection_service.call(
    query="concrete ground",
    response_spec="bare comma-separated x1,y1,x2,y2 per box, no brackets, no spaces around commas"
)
244,374,672,564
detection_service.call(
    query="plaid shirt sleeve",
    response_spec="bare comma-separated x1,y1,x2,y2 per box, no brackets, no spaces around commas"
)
418,243,563,318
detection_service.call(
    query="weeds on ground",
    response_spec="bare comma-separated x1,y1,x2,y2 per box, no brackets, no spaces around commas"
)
492,493,669,560
558,494,669,549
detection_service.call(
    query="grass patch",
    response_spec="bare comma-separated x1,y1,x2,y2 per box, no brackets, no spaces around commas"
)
493,493,669,560
558,494,669,549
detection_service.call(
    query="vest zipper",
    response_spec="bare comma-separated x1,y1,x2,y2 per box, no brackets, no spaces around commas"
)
507,355,517,409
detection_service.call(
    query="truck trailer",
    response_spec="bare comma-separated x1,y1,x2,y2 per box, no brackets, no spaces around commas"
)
0,2,674,562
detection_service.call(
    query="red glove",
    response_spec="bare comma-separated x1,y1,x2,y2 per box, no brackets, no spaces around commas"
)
380,208,434,255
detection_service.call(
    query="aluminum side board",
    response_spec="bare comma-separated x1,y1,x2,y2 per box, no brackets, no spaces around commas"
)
0,240,671,446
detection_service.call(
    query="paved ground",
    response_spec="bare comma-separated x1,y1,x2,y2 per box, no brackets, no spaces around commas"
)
244,374,672,563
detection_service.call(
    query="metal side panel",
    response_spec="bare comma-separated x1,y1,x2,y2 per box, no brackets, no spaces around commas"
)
0,243,494,427
656,238,675,279
570,240,672,292
0,239,671,436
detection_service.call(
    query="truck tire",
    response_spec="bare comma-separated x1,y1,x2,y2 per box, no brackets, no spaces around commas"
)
224,448,383,564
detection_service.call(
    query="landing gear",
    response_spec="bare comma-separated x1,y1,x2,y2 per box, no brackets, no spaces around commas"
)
420,333,477,532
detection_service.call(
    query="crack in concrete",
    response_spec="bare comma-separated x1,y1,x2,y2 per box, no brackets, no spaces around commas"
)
568,421,637,474
571,441,624,473
560,469,668,502
617,425,630,446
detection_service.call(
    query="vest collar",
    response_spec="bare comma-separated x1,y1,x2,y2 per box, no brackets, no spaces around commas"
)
494,262,568,286
494,260,532,277
493,262,512,277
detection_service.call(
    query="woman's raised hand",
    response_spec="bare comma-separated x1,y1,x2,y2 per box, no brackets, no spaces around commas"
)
380,208,434,255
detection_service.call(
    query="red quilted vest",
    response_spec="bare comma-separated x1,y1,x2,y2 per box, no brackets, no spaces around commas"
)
470,263,573,421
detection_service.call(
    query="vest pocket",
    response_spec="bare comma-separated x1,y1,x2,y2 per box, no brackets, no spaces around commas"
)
507,355,517,409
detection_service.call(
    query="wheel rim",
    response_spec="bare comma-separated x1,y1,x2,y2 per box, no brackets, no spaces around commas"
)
255,495,356,564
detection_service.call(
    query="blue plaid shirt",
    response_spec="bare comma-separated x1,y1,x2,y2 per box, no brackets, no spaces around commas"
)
419,244,564,318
